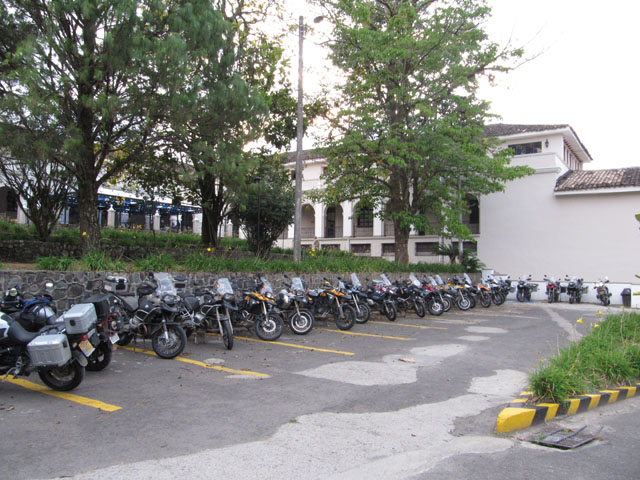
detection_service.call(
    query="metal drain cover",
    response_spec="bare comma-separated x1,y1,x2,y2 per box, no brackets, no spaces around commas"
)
528,425,597,449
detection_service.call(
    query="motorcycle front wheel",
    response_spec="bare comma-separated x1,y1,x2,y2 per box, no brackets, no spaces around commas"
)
547,290,554,303
334,304,356,330
427,297,444,316
221,319,234,350
383,301,397,321
38,361,85,391
116,332,134,346
480,292,492,308
413,298,426,318
151,324,187,359
354,301,371,324
288,309,314,335
456,295,471,311
86,341,113,372
516,290,526,302
255,312,284,341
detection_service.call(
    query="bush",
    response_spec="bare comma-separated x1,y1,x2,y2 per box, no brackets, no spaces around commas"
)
81,250,126,271
0,220,33,240
36,256,75,271
133,254,178,272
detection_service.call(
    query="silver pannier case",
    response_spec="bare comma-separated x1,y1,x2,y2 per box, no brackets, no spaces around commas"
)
63,303,97,334
27,334,72,367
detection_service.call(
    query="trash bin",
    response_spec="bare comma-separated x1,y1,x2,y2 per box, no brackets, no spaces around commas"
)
621,288,631,308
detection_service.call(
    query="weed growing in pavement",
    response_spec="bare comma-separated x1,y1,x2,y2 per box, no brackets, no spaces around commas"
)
529,311,640,403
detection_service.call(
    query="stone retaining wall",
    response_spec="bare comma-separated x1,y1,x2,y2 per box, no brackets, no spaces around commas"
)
0,270,478,312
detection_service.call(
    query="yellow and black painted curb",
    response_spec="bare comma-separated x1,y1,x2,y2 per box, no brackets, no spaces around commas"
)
496,382,640,433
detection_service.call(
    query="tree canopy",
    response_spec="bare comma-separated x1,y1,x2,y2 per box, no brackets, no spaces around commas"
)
310,0,533,264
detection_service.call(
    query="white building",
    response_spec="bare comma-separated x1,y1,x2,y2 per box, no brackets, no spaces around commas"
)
279,124,640,301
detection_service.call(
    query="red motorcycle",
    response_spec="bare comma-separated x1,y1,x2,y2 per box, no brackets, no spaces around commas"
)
543,275,561,303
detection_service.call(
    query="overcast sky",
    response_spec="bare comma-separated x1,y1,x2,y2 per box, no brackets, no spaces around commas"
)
285,1,640,170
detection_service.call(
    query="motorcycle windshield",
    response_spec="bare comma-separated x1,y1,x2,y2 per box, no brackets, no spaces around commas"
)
155,272,177,296
260,278,273,295
409,273,421,287
351,273,362,289
380,274,392,286
434,275,445,286
338,280,346,290
292,277,305,291
463,273,472,284
216,278,234,296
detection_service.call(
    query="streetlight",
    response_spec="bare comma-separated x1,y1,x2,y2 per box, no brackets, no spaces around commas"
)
294,15,324,263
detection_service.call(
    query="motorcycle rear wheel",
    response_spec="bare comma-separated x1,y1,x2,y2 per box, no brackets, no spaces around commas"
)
334,304,356,330
289,309,314,335
86,341,113,372
151,325,187,359
480,293,492,308
255,312,284,341
38,361,85,391
414,298,426,318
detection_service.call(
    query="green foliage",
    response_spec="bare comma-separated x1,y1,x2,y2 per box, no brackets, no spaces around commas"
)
49,228,82,245
460,250,485,273
529,312,640,402
435,243,459,264
36,256,75,271
0,220,33,240
311,0,532,264
80,250,125,272
133,254,177,272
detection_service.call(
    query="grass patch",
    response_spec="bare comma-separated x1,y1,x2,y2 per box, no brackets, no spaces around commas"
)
36,256,75,271
80,250,126,271
133,253,178,272
529,312,640,403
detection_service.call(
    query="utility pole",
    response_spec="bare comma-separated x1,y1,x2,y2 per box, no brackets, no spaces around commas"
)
293,15,304,263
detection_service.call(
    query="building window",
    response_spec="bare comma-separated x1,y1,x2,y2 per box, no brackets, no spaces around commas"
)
356,206,373,228
415,242,439,256
351,243,371,255
382,243,395,255
508,142,542,155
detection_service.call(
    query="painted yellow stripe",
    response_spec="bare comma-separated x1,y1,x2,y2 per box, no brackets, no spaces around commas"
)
118,346,269,377
601,390,620,403
584,394,601,409
538,403,559,421
565,398,582,415
369,320,448,330
510,399,528,404
218,334,355,356
619,386,637,397
3,377,122,412
314,328,412,341
496,407,537,433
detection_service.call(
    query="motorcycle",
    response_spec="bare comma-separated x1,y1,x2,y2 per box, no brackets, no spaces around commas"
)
516,275,538,303
277,276,314,335
410,273,445,316
365,275,398,321
234,275,285,341
425,275,453,312
543,275,561,303
0,301,98,391
172,275,235,350
308,277,356,330
102,272,187,359
392,274,427,317
565,275,584,304
460,273,492,309
594,277,611,306
1,282,58,331
485,275,508,305
341,274,371,324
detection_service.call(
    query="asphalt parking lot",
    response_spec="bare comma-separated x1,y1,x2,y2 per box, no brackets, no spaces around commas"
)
2,301,639,479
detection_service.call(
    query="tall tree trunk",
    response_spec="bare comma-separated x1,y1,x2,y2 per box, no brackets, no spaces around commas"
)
393,222,410,265
77,179,100,252
201,204,221,247
199,173,225,247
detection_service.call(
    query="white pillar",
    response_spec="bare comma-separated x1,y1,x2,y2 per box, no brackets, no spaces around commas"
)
16,200,28,225
193,213,202,235
107,206,115,228
153,211,160,231
373,205,383,236
314,202,324,238
342,201,353,237
288,223,295,239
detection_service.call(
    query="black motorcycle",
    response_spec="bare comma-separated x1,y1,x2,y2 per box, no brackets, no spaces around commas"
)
594,277,611,306
365,275,397,321
341,274,371,324
0,302,97,391
565,275,584,304
102,273,187,359
516,275,538,303
307,278,356,330
277,276,314,335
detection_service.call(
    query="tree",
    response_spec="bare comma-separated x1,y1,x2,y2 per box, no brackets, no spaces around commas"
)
310,0,533,264
0,0,251,252
0,125,73,241
231,154,295,258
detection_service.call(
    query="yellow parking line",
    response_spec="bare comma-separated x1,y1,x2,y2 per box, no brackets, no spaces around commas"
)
369,320,448,330
118,345,269,377
3,377,122,412
314,328,412,341
226,334,355,356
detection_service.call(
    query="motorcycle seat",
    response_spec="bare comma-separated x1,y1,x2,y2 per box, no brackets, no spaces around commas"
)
7,319,40,344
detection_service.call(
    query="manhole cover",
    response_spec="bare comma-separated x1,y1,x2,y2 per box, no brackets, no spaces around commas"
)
527,425,597,449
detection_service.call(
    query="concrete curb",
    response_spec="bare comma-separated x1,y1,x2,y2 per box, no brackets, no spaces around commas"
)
496,382,640,433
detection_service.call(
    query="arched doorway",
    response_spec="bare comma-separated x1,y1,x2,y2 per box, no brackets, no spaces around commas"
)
301,204,315,238
325,205,343,238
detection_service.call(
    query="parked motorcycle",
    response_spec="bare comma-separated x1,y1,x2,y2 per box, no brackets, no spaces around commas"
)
341,274,371,324
459,273,492,309
102,273,187,359
0,302,98,391
392,275,427,317
425,275,453,312
516,275,538,303
594,277,611,306
277,276,314,335
564,275,584,304
1,283,57,331
234,275,285,341
365,275,398,321
308,277,356,330
543,275,561,303
410,273,445,315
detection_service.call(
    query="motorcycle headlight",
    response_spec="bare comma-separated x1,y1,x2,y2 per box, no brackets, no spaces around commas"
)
8,288,18,297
